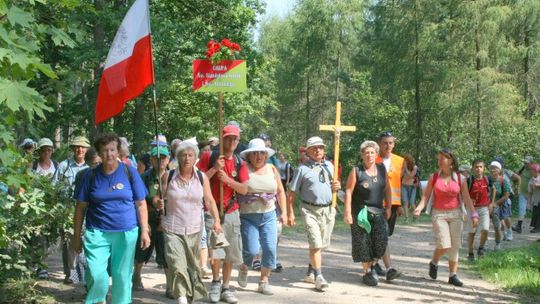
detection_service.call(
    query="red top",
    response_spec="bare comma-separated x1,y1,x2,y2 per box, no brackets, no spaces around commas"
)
469,177,490,207
196,151,249,213
433,176,461,210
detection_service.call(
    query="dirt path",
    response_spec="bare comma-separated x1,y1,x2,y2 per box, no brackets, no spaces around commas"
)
39,221,538,303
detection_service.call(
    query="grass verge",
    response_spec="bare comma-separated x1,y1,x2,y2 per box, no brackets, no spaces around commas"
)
476,242,540,296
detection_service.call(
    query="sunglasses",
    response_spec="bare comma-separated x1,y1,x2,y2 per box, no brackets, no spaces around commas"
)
379,131,393,138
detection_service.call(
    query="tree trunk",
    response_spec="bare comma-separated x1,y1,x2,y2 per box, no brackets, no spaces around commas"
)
475,26,481,154
414,0,422,161
92,0,105,137
133,98,146,157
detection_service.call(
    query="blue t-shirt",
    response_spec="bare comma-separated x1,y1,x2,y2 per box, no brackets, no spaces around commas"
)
74,162,147,232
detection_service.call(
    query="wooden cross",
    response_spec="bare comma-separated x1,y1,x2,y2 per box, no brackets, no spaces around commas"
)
319,101,356,207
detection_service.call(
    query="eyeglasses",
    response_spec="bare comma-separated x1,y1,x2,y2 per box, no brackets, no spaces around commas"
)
379,131,393,138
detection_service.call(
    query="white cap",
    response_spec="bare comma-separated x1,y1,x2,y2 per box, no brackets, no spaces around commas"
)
489,161,502,170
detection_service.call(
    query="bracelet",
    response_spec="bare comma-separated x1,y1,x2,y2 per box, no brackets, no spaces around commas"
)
470,211,479,219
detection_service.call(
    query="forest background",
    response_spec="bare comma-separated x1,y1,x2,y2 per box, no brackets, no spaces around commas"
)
1,0,540,299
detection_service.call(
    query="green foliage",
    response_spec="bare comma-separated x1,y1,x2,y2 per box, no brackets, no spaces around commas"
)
478,242,540,295
0,174,73,281
0,278,55,304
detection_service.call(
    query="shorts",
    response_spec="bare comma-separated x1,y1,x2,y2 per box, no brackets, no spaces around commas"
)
210,210,242,264
387,205,399,236
466,206,489,233
499,199,512,220
431,208,463,249
301,203,336,249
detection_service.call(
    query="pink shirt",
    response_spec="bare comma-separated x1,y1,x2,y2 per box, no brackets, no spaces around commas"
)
433,176,460,210
161,170,203,235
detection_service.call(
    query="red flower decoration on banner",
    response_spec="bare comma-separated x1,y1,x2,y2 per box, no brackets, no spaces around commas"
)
205,38,242,64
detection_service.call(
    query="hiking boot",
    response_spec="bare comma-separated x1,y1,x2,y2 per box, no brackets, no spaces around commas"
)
512,224,522,234
237,268,248,288
386,268,402,281
208,281,221,303
467,253,475,262
362,272,378,286
257,281,274,295
531,228,540,233
315,275,329,291
63,275,73,285
304,272,315,284
429,262,438,280
477,247,485,258
448,275,464,287
373,263,386,276
220,288,238,304
252,259,262,271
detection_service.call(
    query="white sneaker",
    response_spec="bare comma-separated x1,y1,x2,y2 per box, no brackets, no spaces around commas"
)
315,275,329,291
258,281,274,295
178,296,188,304
237,268,248,288
220,289,238,304
208,281,221,303
494,243,501,251
506,229,513,241
304,272,315,284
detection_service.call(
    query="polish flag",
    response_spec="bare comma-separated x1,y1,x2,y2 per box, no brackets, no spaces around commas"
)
95,0,153,125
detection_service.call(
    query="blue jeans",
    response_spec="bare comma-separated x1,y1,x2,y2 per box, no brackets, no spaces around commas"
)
240,211,277,269
401,185,417,207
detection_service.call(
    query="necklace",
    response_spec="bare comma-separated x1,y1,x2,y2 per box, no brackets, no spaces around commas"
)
364,165,378,183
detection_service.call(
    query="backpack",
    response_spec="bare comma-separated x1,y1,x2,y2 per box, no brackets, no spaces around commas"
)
32,159,58,172
425,171,465,215
466,175,493,193
167,168,204,186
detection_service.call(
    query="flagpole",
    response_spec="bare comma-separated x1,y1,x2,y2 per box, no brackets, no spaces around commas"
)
146,0,165,216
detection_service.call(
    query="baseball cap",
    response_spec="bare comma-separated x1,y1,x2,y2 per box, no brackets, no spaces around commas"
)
223,125,240,138
151,146,170,157
489,161,502,170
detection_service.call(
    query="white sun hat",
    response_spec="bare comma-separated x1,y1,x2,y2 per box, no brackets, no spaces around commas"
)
240,138,275,159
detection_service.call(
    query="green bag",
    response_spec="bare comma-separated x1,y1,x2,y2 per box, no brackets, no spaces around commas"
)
357,206,371,233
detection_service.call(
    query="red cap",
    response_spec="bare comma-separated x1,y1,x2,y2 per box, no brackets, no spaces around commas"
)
223,125,240,138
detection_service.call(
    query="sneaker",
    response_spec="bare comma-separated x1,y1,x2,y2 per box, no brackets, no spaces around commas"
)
386,268,402,281
63,275,73,285
362,272,378,286
448,275,464,287
304,272,315,284
252,259,262,271
272,262,283,273
373,263,386,276
467,253,475,262
165,289,175,299
428,262,438,280
315,275,329,291
201,266,212,279
132,273,144,291
36,268,49,280
370,265,379,280
506,229,513,241
220,288,238,304
257,281,274,295
178,296,188,304
494,242,501,251
531,228,540,233
208,281,221,303
512,225,522,234
237,268,248,288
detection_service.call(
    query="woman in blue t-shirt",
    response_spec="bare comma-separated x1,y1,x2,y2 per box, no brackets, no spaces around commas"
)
72,133,150,304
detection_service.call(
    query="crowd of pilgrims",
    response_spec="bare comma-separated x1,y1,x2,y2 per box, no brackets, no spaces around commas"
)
10,123,540,304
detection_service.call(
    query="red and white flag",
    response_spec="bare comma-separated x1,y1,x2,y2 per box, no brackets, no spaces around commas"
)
95,0,153,125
